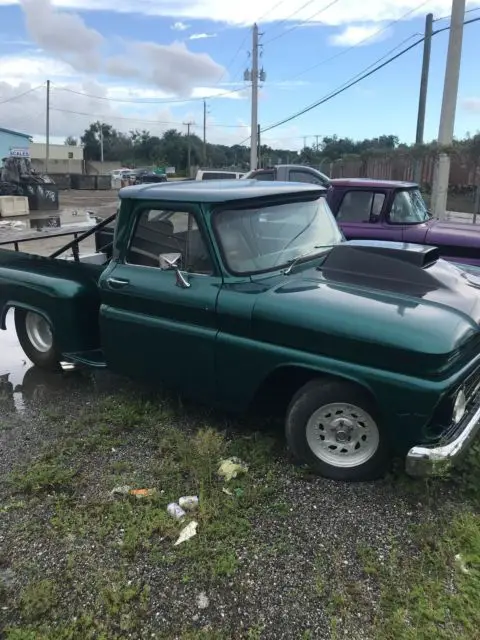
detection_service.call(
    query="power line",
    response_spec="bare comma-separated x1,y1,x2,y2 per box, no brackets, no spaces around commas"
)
434,5,480,22
278,0,430,82
49,105,248,129
261,15,480,134
0,83,45,105
51,83,247,104
257,0,290,22
263,0,342,45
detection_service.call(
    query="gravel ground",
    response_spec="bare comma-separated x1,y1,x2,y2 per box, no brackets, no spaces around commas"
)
0,317,478,639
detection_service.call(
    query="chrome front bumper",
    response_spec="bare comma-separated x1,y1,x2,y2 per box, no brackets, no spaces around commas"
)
406,403,480,477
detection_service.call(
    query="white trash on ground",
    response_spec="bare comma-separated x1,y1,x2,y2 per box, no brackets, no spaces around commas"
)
174,521,198,546
218,457,248,482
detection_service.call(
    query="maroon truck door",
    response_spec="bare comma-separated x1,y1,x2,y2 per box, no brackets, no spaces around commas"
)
333,189,403,242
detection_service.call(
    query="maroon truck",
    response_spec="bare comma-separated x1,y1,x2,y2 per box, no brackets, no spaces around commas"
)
244,165,480,268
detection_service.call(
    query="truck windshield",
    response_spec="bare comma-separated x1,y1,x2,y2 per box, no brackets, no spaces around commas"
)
390,189,431,224
214,196,343,274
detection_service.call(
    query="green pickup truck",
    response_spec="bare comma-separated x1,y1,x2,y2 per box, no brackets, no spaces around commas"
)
1,180,480,482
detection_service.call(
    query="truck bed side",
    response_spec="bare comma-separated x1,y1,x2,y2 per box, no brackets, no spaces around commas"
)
0,248,105,354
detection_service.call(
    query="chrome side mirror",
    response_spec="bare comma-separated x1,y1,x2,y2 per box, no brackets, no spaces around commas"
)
159,253,190,289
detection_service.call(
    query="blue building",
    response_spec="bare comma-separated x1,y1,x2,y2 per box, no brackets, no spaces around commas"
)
0,127,33,162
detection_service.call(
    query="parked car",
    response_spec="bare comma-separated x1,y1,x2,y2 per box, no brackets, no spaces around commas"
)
327,178,480,267
2,179,480,482
244,164,331,188
195,170,244,180
125,168,167,185
246,166,480,268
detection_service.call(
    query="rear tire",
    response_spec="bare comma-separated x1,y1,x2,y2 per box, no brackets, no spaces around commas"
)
285,379,390,481
14,309,61,371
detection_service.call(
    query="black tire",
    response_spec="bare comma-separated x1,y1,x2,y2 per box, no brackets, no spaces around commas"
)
285,379,390,481
14,309,61,371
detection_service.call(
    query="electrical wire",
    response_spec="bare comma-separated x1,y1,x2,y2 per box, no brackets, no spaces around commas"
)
434,6,480,22
49,105,249,129
278,0,431,82
51,83,247,104
0,83,45,105
263,0,342,45
261,15,480,134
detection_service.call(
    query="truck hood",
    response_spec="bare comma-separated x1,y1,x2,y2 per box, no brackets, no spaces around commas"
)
251,241,480,377
425,218,480,248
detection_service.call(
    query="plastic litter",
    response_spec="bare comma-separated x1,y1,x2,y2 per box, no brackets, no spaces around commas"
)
129,488,156,498
218,457,248,482
174,521,198,546
111,485,132,496
455,553,470,574
167,502,187,520
179,495,199,511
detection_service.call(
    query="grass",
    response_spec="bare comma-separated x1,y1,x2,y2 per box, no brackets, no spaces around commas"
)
2,392,283,638
3,390,480,638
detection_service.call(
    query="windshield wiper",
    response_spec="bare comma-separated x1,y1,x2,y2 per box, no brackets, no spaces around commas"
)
283,244,336,275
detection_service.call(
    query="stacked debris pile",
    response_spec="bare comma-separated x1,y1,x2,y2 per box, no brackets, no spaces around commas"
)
0,157,59,211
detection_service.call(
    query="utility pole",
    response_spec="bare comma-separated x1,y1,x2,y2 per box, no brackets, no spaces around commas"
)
45,80,50,173
315,135,320,150
250,23,259,171
431,0,466,219
184,121,193,177
414,13,433,183
100,123,104,164
244,24,266,170
203,100,207,167
257,124,261,168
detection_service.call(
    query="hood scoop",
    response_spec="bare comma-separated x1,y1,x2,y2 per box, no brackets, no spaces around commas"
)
319,242,442,295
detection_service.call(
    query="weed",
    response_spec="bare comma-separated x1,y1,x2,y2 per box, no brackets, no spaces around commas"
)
9,457,76,495
19,579,59,621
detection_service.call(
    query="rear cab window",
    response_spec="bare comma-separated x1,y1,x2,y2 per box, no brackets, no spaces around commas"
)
336,190,386,223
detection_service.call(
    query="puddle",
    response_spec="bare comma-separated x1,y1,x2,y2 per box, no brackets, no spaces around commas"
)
1,310,143,415
0,309,111,413
1,310,31,411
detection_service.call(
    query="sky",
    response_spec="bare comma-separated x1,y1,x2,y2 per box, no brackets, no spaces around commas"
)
0,0,479,151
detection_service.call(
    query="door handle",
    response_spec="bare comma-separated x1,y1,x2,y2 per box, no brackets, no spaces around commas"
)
106,277,130,289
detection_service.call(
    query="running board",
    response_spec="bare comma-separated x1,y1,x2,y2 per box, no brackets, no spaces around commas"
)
63,349,107,368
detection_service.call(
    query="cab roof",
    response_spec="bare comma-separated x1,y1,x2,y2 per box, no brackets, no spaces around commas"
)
330,178,418,189
119,179,326,203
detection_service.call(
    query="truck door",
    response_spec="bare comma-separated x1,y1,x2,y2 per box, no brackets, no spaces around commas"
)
98,205,222,403
334,189,400,241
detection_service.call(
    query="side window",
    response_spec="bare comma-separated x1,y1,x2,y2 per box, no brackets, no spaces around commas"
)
127,210,214,274
336,191,385,223
289,170,324,186
251,171,274,180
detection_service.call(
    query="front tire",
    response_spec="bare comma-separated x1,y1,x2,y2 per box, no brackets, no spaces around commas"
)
15,309,61,371
285,379,390,481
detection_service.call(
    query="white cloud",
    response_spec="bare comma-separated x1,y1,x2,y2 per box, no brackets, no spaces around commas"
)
0,53,77,84
17,0,227,97
2,0,479,27
171,21,189,31
329,24,389,47
461,97,480,112
189,33,217,40
19,0,102,72
0,79,249,145
112,40,224,96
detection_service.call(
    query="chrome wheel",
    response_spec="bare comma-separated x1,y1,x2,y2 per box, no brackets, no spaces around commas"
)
306,402,379,468
25,312,53,353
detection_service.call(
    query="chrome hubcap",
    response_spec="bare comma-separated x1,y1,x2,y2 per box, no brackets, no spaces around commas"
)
25,312,53,353
306,402,379,468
